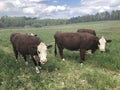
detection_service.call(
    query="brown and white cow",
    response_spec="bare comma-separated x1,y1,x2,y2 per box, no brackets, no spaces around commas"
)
10,33,52,73
77,29,96,36
77,29,96,54
54,32,111,63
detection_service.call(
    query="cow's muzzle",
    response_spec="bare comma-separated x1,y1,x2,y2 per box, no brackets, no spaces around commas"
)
100,49,105,53
40,60,47,64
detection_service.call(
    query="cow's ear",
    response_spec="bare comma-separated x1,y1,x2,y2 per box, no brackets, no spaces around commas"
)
47,44,52,49
106,40,112,43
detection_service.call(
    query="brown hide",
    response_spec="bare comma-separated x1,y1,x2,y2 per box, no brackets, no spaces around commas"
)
54,32,99,63
77,29,96,36
10,33,42,56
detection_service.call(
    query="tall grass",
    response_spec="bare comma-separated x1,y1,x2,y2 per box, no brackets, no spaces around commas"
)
0,20,120,90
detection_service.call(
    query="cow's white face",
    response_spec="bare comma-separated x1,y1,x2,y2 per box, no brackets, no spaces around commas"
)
37,42,47,64
98,36,106,52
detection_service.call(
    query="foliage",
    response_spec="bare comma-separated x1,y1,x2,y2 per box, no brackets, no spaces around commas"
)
68,10,120,24
0,16,67,28
0,10,120,28
81,69,119,90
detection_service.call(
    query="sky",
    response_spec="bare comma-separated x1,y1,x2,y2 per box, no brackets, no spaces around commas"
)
0,0,120,19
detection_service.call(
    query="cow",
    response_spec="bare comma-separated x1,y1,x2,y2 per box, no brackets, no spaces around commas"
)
77,29,96,36
54,32,112,63
10,33,52,73
77,29,96,54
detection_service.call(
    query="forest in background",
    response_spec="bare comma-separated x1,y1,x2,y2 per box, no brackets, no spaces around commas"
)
0,10,120,28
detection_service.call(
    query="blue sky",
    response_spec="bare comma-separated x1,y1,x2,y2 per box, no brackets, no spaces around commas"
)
0,0,120,19
47,0,80,7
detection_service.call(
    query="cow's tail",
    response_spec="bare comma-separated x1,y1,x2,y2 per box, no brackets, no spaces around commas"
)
54,40,57,56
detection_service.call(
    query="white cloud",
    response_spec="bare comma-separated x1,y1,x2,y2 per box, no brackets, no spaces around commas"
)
23,7,36,14
0,2,5,10
29,0,41,2
14,0,21,6
0,0,120,18
80,0,120,10
0,1,12,12
68,0,120,17
29,0,48,2
45,5,67,13
109,0,120,6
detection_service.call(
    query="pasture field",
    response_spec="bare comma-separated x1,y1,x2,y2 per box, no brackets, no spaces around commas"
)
0,20,120,90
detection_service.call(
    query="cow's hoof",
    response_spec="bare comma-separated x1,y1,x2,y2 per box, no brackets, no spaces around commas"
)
25,61,28,65
38,66,42,70
36,67,40,73
62,58,65,61
36,70,40,73
16,59,18,63
80,63,83,67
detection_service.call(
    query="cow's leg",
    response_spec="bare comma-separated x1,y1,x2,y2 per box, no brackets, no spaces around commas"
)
58,47,65,61
91,49,96,53
22,55,28,65
38,62,42,69
31,56,40,73
80,49,86,63
13,48,18,62
33,55,41,69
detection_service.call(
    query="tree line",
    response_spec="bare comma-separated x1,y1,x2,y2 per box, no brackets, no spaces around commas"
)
68,10,120,23
0,16,67,28
0,10,120,28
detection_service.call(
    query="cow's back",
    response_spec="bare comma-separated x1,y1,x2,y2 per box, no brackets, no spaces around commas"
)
10,33,42,54
54,32,98,50
77,29,96,36
55,32,82,50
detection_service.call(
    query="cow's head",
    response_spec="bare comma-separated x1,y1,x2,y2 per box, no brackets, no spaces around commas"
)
98,36,112,52
37,42,52,64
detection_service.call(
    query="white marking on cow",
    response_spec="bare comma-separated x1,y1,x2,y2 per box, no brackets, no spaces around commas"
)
85,50,92,55
30,33,37,36
25,61,28,65
35,66,40,73
62,58,65,61
98,36,106,52
33,55,36,59
37,42,47,64
33,55,39,60
30,33,34,36
80,63,83,67
38,66,42,69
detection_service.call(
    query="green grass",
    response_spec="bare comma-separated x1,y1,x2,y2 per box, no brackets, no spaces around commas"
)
0,20,120,90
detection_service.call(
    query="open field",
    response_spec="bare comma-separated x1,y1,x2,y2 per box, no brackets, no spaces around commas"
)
0,20,120,90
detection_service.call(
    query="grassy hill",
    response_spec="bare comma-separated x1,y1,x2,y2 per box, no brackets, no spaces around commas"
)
0,20,120,90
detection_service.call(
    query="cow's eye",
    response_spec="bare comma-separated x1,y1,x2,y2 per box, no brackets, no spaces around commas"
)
37,51,40,54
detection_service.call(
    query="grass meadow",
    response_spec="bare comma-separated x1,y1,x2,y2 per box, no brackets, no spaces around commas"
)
0,20,120,90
